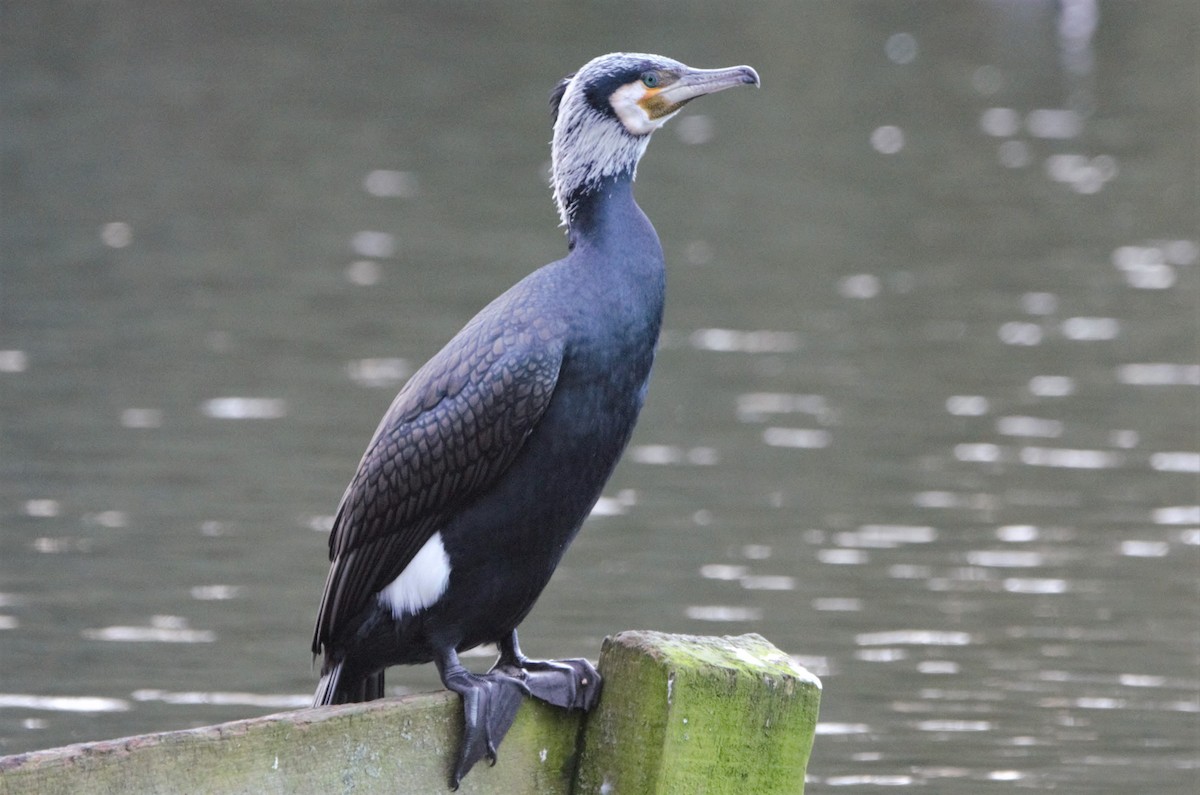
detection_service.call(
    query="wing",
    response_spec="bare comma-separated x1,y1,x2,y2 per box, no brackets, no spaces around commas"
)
313,305,566,654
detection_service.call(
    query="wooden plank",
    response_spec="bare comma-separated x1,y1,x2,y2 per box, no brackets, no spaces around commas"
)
1,632,820,794
0,690,581,794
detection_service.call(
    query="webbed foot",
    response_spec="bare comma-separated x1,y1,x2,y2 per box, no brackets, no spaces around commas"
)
492,656,601,711
492,630,602,711
438,652,530,789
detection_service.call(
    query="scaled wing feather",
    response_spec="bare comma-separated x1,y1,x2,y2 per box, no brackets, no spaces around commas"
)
313,309,565,654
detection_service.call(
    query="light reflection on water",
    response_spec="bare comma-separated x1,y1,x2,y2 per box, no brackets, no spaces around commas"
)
2,1,1197,792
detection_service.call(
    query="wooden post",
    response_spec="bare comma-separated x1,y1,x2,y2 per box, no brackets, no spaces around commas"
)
0,691,582,795
0,632,820,794
574,631,821,795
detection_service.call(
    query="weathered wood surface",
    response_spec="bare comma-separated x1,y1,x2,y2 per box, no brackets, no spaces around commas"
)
576,631,821,794
1,631,820,794
0,692,581,795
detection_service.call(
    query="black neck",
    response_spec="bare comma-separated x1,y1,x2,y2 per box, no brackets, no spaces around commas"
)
564,171,642,249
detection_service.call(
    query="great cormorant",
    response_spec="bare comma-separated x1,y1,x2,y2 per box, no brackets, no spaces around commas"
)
312,52,759,788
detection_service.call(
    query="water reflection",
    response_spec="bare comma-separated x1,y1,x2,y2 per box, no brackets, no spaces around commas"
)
0,350,28,372
201,397,288,420
689,328,800,353
629,444,718,466
0,696,129,714
362,170,419,199
82,616,215,644
119,408,163,428
131,690,310,709
345,357,410,388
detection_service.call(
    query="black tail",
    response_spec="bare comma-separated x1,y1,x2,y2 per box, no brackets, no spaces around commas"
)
313,660,386,706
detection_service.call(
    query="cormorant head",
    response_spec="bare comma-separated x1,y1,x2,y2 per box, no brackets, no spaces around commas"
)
549,53,760,227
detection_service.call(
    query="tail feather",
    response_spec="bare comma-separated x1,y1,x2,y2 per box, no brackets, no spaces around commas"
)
314,660,386,706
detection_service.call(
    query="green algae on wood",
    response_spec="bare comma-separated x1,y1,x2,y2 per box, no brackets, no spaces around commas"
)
0,690,581,795
0,631,818,794
574,631,821,795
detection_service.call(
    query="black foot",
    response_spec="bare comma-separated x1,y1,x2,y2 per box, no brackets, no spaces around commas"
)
492,656,602,711
493,631,602,711
439,655,530,789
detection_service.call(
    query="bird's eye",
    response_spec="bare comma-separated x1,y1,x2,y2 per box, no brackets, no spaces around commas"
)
641,72,660,88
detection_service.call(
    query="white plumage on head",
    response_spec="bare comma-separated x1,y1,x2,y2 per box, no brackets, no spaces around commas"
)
549,53,686,227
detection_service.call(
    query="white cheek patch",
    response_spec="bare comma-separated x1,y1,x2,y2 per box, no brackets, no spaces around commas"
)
378,531,452,618
610,82,664,135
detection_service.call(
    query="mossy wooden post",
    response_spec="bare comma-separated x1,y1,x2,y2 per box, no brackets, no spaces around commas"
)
0,631,818,794
573,631,821,795
0,691,582,795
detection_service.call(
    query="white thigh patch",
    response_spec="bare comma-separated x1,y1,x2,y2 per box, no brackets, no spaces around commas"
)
378,532,452,618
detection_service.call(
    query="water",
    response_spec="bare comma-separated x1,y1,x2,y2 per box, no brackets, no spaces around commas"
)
2,2,1197,791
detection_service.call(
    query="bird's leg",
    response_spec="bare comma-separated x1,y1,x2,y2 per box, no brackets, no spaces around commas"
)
435,646,530,790
490,630,602,712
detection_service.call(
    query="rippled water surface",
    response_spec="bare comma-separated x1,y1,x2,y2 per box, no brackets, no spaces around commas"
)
2,2,1197,791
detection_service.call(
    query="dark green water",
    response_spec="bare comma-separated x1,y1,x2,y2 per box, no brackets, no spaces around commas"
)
2,2,1197,791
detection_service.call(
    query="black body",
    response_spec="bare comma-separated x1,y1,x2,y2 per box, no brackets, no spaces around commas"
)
313,176,662,692
310,52,758,788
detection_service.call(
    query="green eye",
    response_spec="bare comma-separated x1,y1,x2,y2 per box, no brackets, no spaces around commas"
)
641,72,660,88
